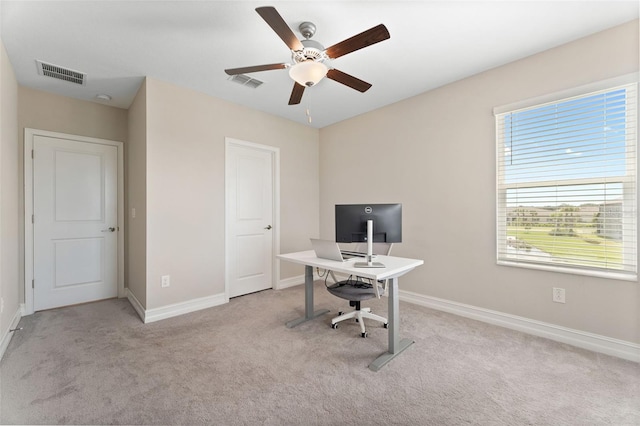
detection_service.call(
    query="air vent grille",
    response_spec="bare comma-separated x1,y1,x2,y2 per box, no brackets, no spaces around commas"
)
228,74,263,89
36,60,86,85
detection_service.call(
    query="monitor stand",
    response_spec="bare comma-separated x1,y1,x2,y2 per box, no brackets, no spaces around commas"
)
355,219,385,268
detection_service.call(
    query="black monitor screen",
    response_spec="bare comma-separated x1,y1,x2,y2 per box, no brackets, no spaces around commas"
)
335,204,402,243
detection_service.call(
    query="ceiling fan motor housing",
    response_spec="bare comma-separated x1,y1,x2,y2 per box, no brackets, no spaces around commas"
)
290,39,329,87
292,39,328,64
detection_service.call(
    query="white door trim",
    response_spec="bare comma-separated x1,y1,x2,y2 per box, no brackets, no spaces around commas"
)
224,137,280,301
23,128,125,315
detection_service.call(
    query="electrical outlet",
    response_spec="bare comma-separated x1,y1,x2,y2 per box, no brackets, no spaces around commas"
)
161,275,170,288
552,287,565,303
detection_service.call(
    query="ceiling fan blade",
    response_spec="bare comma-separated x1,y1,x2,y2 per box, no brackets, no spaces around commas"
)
325,24,390,59
256,6,304,51
288,82,305,105
225,63,287,75
326,69,372,93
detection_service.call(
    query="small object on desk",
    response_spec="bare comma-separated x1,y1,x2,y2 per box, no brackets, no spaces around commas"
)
340,250,369,258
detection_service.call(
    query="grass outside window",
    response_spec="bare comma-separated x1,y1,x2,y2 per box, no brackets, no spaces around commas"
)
507,225,622,269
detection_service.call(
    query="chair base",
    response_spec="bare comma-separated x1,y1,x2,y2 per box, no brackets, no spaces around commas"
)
331,307,388,337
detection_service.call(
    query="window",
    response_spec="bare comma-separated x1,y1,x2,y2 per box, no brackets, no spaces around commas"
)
495,80,638,280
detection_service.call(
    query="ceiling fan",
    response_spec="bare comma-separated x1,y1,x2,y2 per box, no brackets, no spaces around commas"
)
224,6,390,105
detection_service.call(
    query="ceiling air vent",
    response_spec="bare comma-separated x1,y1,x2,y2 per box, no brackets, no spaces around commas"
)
36,60,86,85
228,74,263,89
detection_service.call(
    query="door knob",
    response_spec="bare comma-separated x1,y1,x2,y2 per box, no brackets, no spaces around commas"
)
264,225,272,230
101,227,116,232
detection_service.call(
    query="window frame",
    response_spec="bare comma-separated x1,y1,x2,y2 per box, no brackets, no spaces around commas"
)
494,74,638,281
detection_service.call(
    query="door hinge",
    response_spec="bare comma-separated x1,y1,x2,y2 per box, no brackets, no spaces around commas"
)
31,149,34,159
32,214,34,224
32,279,34,289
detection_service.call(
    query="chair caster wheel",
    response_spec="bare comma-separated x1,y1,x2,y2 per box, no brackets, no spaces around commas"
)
331,323,339,329
361,332,368,338
355,318,359,323
338,311,344,316
383,323,389,329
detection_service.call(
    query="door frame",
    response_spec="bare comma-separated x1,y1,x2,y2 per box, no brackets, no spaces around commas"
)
224,137,280,301
23,128,125,315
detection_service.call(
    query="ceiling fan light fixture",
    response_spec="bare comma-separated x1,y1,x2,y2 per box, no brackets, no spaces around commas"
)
289,60,328,87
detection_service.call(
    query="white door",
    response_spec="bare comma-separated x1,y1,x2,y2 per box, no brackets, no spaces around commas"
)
226,141,275,298
33,135,118,311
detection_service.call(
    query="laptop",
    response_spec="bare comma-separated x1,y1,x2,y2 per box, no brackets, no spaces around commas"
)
310,239,354,262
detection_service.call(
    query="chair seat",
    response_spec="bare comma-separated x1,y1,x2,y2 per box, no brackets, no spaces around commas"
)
326,281,384,301
327,280,387,337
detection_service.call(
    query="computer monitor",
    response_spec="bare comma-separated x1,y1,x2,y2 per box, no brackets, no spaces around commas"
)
335,204,402,268
335,203,402,243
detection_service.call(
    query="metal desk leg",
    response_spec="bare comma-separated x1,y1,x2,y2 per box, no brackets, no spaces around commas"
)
286,265,330,328
369,276,414,371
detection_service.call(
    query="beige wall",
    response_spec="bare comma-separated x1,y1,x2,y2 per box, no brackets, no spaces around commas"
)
143,78,319,309
12,75,319,313
0,39,19,335
17,87,128,305
18,87,128,143
126,80,147,307
320,20,640,343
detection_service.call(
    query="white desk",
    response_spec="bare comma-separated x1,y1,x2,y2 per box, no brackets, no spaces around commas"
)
277,250,424,371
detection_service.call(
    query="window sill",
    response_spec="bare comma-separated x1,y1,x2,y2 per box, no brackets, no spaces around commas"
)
497,259,637,282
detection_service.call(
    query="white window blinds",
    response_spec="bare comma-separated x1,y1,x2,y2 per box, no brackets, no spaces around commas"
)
496,82,638,279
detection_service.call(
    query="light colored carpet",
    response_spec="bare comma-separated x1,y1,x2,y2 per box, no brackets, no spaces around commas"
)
1,281,639,425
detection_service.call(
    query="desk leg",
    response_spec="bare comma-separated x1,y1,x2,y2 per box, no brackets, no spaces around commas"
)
285,265,330,328
369,276,414,371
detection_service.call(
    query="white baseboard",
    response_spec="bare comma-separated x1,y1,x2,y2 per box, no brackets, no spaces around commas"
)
126,289,146,322
126,289,227,324
0,306,23,361
277,271,324,290
399,290,640,363
277,274,305,289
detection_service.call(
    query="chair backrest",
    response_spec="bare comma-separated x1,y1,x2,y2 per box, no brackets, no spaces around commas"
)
327,243,393,300
354,242,393,299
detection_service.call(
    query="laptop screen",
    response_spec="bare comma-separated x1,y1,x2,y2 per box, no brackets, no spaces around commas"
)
310,239,346,262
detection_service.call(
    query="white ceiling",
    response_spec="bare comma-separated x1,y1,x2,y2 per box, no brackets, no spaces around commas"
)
1,1,638,128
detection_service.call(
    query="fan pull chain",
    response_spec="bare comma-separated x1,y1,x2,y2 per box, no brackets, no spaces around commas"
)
306,107,312,124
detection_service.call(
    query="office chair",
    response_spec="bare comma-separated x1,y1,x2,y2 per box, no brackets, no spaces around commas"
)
326,243,393,338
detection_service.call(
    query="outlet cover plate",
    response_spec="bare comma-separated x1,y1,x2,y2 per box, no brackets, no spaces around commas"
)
552,287,565,303
161,275,170,288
